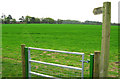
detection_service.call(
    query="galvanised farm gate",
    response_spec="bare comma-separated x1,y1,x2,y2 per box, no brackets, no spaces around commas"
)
22,46,84,78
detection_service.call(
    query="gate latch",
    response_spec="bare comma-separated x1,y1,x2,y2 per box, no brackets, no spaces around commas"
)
80,60,90,63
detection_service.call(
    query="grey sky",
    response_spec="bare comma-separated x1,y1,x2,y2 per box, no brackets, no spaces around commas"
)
0,0,119,23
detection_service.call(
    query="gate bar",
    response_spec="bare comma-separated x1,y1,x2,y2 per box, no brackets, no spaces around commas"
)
28,47,84,55
29,60,82,70
81,54,84,77
29,71,59,79
28,48,31,77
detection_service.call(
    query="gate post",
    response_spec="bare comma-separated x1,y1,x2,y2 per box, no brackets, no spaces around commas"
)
21,44,26,78
94,51,100,77
90,54,94,78
25,47,29,78
21,44,29,78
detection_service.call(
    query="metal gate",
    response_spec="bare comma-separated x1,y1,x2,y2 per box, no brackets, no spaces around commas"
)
26,47,84,78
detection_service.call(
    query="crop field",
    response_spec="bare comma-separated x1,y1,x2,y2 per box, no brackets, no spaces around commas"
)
2,24,118,77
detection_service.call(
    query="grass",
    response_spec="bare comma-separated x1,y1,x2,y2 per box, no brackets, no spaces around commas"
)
2,24,118,77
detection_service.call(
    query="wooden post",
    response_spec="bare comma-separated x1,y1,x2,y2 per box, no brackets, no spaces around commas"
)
100,2,111,77
21,44,26,78
93,51,100,77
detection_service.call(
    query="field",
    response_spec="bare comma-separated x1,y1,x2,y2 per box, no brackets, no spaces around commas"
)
2,24,118,77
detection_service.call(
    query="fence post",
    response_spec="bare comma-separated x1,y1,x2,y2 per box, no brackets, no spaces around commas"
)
93,51,100,78
90,54,94,78
21,44,29,78
21,44,26,78
100,2,111,77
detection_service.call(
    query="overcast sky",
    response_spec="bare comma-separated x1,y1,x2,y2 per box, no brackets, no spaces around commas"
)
0,0,119,23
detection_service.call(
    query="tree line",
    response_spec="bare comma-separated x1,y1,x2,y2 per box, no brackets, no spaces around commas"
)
0,14,118,25
1,14,63,24
1,14,16,24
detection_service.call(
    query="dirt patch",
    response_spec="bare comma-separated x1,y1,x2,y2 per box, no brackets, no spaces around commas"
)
55,60,59,62
110,62,118,66
43,51,47,53
35,66,38,69
50,52,59,55
3,57,21,63
46,54,51,55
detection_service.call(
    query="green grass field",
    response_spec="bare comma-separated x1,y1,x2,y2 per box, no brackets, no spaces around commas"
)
2,24,118,77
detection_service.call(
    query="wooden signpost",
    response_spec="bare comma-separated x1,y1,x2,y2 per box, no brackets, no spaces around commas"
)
93,2,111,77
